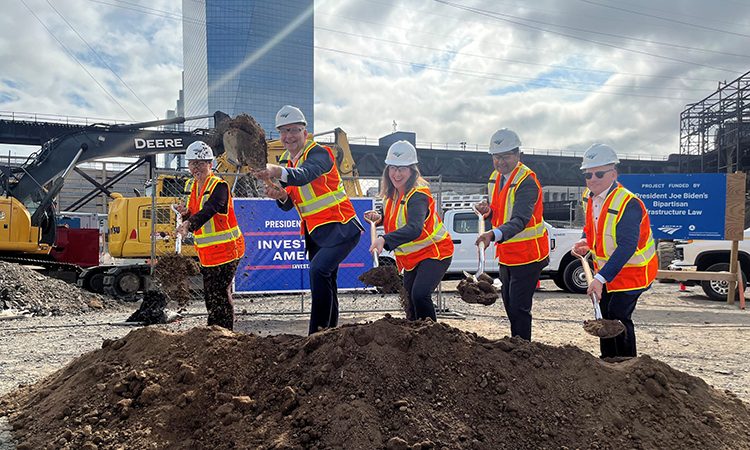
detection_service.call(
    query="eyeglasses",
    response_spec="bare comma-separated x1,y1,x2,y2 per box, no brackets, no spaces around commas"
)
388,165,411,173
583,169,614,180
492,153,517,161
278,126,304,135
188,160,210,168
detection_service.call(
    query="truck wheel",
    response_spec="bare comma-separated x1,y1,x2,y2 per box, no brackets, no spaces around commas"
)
562,259,588,294
701,263,747,301
657,241,677,283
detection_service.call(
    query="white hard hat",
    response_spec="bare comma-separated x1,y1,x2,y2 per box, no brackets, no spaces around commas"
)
580,143,619,170
489,128,522,154
384,140,418,166
185,141,214,161
275,105,307,128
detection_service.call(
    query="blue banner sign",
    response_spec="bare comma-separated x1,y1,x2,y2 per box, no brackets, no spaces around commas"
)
619,173,726,240
233,198,374,293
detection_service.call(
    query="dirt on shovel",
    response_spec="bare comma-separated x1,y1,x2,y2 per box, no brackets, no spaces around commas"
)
359,265,414,320
208,113,267,170
583,318,626,339
457,272,499,305
153,254,201,307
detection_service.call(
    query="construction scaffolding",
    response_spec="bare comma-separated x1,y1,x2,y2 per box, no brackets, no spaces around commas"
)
680,69,750,174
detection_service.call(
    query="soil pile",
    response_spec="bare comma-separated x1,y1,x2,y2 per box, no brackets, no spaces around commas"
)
584,318,627,339
3,317,750,449
0,261,115,316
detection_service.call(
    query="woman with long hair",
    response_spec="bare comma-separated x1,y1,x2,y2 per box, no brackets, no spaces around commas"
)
365,141,454,321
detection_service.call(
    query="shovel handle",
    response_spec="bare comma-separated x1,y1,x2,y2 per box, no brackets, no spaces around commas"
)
367,217,379,268
474,206,486,274
170,204,183,255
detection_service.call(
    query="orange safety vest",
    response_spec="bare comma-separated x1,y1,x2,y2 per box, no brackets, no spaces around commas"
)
488,163,549,266
281,140,357,233
383,184,454,271
188,173,245,267
583,183,657,292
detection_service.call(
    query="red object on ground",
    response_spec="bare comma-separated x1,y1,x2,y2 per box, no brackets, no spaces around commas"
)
51,226,100,268
679,283,687,291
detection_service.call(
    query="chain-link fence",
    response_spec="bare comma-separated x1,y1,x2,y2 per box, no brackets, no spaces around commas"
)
147,170,448,317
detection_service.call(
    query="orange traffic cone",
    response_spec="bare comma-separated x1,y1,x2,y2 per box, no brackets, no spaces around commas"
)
679,283,687,292
536,280,541,290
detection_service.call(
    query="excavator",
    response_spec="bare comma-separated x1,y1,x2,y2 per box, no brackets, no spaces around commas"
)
0,112,233,297
0,111,362,299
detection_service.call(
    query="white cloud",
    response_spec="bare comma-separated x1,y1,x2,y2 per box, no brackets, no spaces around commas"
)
2,0,750,158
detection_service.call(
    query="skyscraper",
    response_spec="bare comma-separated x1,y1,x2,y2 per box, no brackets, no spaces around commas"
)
182,1,314,135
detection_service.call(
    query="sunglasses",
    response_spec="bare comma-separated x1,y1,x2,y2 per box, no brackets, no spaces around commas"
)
583,169,614,180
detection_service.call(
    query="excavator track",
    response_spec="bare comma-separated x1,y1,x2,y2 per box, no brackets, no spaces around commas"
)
101,264,152,301
0,254,82,284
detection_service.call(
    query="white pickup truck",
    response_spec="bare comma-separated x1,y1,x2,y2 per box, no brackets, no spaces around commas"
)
668,228,750,300
378,209,586,293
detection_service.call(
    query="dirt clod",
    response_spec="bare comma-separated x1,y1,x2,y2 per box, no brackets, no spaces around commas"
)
153,254,200,306
457,273,499,305
359,265,413,319
583,318,626,338
3,317,750,449
209,113,267,170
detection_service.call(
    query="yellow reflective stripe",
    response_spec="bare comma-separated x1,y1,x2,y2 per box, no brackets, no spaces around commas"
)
194,226,242,248
501,167,531,220
602,189,631,255
503,221,546,243
297,187,348,216
395,186,429,228
395,222,448,254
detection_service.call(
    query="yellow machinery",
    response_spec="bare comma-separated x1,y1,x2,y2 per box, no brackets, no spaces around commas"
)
107,127,361,260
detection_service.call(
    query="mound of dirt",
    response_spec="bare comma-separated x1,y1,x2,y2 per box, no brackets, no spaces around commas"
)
2,317,750,449
0,261,115,316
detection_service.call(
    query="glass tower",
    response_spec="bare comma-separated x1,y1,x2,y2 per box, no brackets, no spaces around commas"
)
183,1,314,135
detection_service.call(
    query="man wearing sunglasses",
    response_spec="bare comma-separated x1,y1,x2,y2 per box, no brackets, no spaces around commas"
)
572,143,658,358
475,128,549,341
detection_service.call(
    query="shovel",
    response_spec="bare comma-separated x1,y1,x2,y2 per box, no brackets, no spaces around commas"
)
366,215,379,268
170,204,183,254
573,251,626,339
463,205,486,282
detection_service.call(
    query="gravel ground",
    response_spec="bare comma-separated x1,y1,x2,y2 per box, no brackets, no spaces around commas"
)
2,280,749,448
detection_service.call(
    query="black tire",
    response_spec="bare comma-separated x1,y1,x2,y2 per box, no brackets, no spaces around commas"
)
562,259,588,294
82,272,105,294
700,262,747,301
104,268,144,301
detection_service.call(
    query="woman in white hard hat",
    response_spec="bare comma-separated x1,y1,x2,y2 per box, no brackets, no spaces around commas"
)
176,140,245,330
365,140,454,321
254,105,363,335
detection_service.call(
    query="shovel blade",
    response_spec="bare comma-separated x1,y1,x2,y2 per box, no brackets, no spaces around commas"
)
583,319,626,339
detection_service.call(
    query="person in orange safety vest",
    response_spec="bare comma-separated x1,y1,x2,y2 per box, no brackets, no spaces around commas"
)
365,140,454,321
475,128,549,341
572,143,657,358
253,105,363,335
176,141,245,331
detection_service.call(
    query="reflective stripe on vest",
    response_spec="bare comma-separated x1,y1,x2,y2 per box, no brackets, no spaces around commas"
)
280,141,356,233
488,164,549,265
384,184,453,271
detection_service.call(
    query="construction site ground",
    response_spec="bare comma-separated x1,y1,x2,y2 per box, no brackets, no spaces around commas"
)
5,281,750,402
2,279,748,404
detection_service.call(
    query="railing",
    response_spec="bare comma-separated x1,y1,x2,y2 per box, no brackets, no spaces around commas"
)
0,110,134,127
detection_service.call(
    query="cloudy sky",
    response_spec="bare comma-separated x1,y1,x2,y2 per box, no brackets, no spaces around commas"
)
2,0,750,158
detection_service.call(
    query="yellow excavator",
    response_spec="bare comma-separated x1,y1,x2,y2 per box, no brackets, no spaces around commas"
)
97,127,361,298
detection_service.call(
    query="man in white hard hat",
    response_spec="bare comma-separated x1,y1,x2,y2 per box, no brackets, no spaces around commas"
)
175,140,245,330
474,128,549,341
254,105,363,335
572,143,657,358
